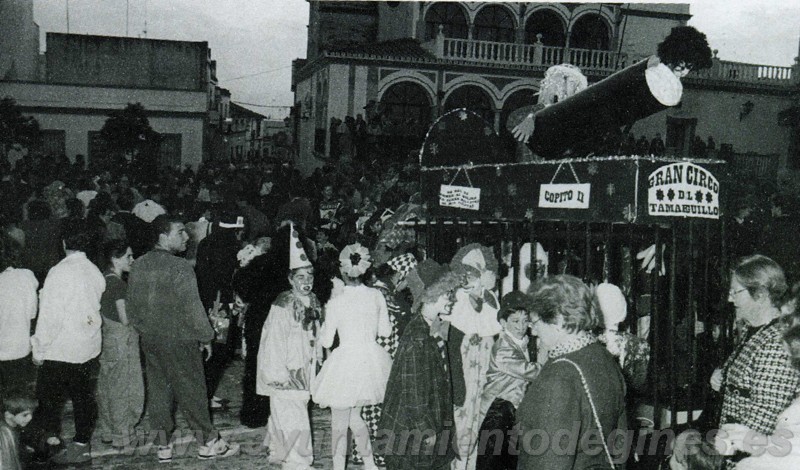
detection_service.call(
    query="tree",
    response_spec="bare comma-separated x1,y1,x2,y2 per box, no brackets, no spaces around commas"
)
99,102,161,180
0,97,40,159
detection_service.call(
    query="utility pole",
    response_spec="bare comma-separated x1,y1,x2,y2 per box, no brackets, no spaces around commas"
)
126,0,129,36
66,0,70,33
143,0,148,38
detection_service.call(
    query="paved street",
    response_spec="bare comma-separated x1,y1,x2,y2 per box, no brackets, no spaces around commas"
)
54,358,344,469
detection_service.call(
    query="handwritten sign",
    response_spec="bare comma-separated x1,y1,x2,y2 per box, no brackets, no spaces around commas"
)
538,183,591,209
440,184,481,211
647,162,719,219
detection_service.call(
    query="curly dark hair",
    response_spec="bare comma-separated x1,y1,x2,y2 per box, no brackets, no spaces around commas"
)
657,26,713,71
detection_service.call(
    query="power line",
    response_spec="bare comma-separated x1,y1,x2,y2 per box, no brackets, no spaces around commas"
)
219,65,293,83
232,101,292,109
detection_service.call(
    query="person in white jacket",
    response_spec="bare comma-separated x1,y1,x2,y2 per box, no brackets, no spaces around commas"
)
30,219,105,466
0,232,39,395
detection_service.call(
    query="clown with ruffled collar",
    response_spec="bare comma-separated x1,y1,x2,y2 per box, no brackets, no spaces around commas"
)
442,243,503,470
256,224,321,469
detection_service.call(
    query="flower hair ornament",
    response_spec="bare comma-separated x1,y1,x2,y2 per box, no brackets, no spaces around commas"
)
339,243,371,278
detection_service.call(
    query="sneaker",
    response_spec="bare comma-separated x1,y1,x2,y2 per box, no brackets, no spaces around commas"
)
198,437,239,460
157,444,173,463
50,441,91,466
210,400,227,412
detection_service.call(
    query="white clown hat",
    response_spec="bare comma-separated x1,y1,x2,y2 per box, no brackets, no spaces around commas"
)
596,282,627,331
289,223,312,270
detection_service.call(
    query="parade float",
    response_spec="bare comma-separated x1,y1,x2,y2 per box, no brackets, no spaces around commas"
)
405,26,727,440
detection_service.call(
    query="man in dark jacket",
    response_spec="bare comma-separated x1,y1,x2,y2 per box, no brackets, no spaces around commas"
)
195,212,245,410
127,215,238,462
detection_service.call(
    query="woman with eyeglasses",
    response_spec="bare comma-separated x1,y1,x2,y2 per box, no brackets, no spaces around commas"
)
714,324,800,469
517,275,627,469
709,255,800,468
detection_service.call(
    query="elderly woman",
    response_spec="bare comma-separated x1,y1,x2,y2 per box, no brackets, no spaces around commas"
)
715,322,800,469
517,275,627,469
709,255,800,468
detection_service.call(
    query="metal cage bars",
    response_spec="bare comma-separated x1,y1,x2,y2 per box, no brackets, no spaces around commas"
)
403,217,730,430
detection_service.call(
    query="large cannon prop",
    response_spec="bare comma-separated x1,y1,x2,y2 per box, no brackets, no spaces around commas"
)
509,26,714,160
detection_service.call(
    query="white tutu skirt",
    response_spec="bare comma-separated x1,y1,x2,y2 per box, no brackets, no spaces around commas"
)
311,342,392,409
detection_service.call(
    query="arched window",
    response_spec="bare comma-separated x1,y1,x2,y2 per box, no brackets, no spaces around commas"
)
473,5,515,43
525,9,566,46
380,81,432,136
444,85,494,124
569,14,610,50
424,2,468,40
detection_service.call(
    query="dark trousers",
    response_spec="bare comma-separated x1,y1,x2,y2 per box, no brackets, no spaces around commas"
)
0,355,36,395
205,314,243,399
241,313,269,427
476,398,517,470
33,358,99,444
140,337,215,445
204,341,230,400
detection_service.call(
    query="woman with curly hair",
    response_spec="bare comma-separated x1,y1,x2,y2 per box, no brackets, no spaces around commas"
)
311,243,393,470
518,275,627,469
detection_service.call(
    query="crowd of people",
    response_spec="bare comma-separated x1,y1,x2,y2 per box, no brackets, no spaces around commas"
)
1,147,800,470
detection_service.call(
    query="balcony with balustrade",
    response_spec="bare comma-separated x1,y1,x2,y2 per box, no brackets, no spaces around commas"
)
424,32,798,90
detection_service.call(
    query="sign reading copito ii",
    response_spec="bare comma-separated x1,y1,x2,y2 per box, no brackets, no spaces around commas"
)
647,162,720,219
538,183,591,209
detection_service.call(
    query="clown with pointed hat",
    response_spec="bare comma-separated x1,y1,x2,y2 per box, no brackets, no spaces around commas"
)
256,223,321,468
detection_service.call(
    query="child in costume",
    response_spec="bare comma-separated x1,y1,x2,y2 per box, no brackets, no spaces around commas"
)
379,259,461,470
311,243,392,470
476,291,541,470
443,243,503,470
256,224,322,470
